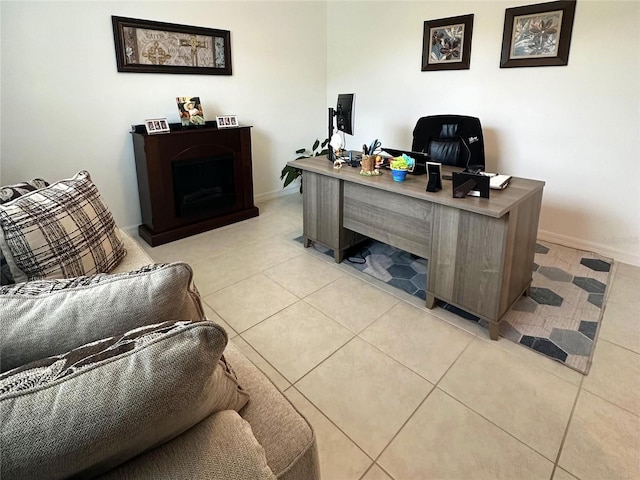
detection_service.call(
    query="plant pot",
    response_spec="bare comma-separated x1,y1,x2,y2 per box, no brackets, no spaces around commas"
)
390,168,408,182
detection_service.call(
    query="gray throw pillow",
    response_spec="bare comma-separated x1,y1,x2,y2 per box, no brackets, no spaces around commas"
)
0,320,249,480
0,262,205,373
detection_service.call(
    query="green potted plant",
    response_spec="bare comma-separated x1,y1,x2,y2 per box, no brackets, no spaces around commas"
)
280,138,329,193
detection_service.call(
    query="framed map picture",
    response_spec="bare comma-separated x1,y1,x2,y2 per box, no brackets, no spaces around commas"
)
112,16,232,75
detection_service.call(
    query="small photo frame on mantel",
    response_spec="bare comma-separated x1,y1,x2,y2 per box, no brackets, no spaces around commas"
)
216,115,238,128
144,118,170,134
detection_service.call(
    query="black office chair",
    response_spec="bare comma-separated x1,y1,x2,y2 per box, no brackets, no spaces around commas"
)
411,115,486,171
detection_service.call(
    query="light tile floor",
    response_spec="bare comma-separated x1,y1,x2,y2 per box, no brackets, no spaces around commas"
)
133,195,640,480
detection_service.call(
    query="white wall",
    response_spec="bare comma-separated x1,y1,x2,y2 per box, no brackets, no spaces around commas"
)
327,0,640,265
0,0,327,227
2,1,639,266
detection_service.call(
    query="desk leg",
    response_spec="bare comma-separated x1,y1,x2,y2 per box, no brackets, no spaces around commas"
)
426,293,436,309
334,250,344,263
303,236,311,248
488,322,499,341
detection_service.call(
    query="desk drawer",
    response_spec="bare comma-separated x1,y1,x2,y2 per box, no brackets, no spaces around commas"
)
343,182,432,259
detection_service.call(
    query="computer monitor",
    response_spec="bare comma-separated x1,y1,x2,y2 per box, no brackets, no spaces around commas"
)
335,93,354,136
328,93,355,162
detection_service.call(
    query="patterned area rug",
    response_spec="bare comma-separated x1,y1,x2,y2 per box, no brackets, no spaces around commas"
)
299,237,612,374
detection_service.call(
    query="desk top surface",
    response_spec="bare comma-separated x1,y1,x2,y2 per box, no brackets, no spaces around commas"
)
289,156,545,218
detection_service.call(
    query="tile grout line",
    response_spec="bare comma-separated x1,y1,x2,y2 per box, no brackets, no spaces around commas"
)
286,382,378,469
367,336,477,475
142,199,638,479
550,373,586,479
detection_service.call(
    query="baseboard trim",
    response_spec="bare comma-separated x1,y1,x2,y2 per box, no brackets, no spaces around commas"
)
121,224,139,237
254,182,300,202
538,229,640,267
120,209,639,267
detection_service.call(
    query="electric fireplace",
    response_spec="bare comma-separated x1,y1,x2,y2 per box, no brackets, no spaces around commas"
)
131,122,259,246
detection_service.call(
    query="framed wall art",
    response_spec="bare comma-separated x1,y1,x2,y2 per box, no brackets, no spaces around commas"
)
112,16,232,75
216,115,239,129
422,14,474,71
500,1,576,68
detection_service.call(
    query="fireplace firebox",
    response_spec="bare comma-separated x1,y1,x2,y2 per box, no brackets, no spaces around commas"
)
172,154,236,218
131,122,259,246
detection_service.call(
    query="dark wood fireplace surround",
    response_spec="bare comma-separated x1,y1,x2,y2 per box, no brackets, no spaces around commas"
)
131,122,259,246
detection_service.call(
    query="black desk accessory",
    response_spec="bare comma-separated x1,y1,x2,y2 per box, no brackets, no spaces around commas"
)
426,162,442,192
452,172,490,199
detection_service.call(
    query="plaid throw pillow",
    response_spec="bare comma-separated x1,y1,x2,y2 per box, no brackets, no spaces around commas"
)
0,178,50,285
0,171,126,282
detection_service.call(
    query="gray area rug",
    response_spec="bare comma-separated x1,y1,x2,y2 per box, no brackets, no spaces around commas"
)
299,237,612,374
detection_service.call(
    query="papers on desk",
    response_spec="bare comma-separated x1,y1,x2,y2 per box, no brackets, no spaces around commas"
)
479,172,512,190
489,174,512,190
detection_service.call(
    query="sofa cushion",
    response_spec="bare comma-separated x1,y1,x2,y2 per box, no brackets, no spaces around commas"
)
0,320,249,480
110,229,155,274
0,170,125,282
99,410,276,480
0,262,205,373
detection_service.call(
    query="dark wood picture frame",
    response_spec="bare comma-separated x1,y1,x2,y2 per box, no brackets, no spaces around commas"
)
112,16,232,75
422,14,474,72
500,1,576,68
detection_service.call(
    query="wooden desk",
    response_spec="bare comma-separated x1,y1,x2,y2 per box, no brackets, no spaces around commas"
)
289,156,545,340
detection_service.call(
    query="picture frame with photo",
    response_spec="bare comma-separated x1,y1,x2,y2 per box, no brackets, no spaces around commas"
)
500,0,576,68
177,97,205,126
422,14,474,71
216,115,239,129
144,118,170,134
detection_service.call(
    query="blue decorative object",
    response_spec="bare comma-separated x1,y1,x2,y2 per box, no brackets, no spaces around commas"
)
391,169,407,182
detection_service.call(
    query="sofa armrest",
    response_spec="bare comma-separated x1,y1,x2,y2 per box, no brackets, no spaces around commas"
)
224,343,320,480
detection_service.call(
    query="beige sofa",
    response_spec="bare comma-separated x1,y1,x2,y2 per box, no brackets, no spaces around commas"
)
0,172,320,478
104,232,321,479
109,233,320,480
0,229,319,479
1,215,319,478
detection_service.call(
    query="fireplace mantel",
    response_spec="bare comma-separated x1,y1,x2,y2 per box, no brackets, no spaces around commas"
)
131,123,259,246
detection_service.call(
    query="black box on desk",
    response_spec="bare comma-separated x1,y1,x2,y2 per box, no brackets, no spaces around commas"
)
452,172,490,199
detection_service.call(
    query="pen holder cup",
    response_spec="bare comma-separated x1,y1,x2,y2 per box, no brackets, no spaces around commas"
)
361,155,375,173
391,168,408,182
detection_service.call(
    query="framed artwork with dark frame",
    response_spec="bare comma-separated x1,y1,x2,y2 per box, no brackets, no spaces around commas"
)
500,1,576,68
422,14,474,71
112,16,232,75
